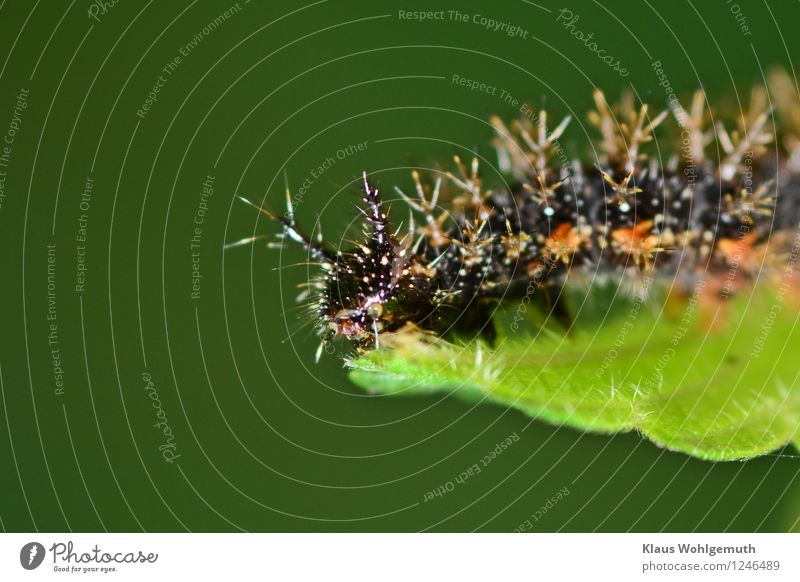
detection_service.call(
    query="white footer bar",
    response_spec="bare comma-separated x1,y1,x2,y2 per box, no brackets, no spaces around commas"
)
0,533,796,581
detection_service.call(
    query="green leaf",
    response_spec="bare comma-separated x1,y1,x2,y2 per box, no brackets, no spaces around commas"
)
348,279,800,461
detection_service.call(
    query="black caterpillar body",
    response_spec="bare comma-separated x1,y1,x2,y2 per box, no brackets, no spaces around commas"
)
261,72,800,354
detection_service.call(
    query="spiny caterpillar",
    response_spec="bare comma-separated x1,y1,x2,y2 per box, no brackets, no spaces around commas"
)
249,70,800,359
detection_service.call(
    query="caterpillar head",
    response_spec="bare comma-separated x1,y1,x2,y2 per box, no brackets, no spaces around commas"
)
318,174,439,348
261,172,439,350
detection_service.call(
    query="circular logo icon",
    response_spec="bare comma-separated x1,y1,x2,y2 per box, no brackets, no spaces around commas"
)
19,542,45,570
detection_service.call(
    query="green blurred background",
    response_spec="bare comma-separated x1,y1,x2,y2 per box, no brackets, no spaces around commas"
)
0,0,799,532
